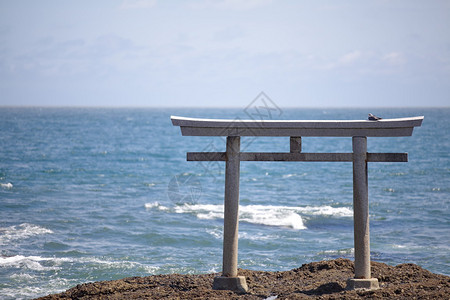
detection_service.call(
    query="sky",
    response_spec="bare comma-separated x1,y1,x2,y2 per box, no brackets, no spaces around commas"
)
0,0,449,107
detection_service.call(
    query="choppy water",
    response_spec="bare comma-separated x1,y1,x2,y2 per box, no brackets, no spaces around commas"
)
0,107,448,299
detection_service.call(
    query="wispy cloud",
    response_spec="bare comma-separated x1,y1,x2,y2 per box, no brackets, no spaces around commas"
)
317,50,410,77
1,34,142,79
338,50,363,65
119,0,157,10
382,52,406,65
321,50,366,70
1,1,449,106
193,0,273,11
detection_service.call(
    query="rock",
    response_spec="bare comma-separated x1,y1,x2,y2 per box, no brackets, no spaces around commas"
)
35,259,450,300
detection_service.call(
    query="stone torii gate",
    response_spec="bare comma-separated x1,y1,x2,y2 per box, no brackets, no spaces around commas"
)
171,115,423,292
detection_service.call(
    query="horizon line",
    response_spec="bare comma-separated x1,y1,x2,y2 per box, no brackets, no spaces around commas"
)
1,105,449,109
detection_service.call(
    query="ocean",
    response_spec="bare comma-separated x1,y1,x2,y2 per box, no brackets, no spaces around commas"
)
0,107,448,299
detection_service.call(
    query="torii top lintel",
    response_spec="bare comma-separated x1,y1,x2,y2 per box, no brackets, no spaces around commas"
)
171,116,424,137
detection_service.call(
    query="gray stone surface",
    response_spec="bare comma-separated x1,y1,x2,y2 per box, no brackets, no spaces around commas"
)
212,276,248,293
222,136,241,277
187,152,408,162
171,116,424,137
346,278,380,290
352,137,371,280
171,115,423,129
290,136,302,153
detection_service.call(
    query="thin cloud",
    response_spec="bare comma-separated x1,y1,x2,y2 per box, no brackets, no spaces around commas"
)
382,52,406,65
318,50,409,76
339,51,363,65
119,0,157,10
321,50,365,70
193,0,273,11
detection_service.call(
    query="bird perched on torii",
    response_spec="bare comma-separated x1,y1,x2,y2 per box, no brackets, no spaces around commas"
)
368,113,382,121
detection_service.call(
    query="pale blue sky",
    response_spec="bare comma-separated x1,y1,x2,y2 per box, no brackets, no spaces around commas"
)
1,0,449,107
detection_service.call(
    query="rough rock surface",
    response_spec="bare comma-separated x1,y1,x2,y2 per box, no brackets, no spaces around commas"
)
36,258,449,299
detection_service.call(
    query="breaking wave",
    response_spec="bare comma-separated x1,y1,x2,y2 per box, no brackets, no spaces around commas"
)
0,223,53,246
0,182,13,189
145,202,352,230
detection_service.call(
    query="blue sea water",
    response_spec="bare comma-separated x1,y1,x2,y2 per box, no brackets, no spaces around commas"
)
0,107,448,299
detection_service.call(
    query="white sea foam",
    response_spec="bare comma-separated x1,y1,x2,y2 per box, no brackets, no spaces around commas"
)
1,254,159,300
206,228,278,241
0,182,13,189
0,255,68,271
1,254,159,274
281,173,306,178
2,276,71,300
298,206,353,217
145,202,169,210
282,174,295,178
205,228,222,239
0,223,53,245
238,231,279,241
145,202,352,230
170,203,305,229
2,286,54,300
321,248,355,255
10,273,36,280
240,205,306,230
145,202,160,209
78,257,160,273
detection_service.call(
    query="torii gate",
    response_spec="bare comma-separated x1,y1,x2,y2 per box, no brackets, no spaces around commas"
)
171,115,423,292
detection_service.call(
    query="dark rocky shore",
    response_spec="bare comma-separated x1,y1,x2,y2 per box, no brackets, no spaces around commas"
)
37,258,449,299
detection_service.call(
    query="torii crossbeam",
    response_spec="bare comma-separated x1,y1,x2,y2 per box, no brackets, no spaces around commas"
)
171,115,423,292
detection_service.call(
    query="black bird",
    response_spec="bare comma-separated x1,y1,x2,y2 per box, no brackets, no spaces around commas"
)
368,113,382,121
